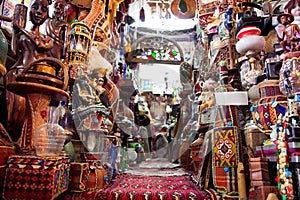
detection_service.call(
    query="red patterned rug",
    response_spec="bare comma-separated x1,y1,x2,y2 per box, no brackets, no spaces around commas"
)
96,174,214,200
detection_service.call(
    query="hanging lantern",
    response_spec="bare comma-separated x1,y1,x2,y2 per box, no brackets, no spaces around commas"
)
67,20,92,64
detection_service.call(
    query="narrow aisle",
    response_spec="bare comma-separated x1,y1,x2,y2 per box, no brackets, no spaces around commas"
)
96,158,216,200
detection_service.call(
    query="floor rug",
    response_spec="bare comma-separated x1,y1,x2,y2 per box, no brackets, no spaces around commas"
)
96,174,214,200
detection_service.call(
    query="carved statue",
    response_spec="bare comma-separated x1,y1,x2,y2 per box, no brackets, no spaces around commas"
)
45,0,70,60
5,0,53,141
276,13,300,52
198,79,217,112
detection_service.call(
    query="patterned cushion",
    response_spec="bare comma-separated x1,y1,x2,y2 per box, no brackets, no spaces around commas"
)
3,155,70,200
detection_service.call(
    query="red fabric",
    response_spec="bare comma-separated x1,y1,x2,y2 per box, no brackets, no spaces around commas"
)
96,174,213,200
213,167,238,194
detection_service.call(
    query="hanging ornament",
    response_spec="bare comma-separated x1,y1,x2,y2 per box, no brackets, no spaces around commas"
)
140,0,145,22
178,0,187,13
140,7,145,22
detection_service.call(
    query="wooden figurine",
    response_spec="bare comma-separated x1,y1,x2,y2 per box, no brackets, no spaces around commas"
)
276,13,300,52
45,0,70,60
5,0,53,142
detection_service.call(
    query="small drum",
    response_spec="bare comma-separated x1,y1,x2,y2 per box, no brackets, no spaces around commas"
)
85,162,107,191
69,161,107,192
69,162,89,192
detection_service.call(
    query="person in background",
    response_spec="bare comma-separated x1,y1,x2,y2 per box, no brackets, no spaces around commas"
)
150,93,167,132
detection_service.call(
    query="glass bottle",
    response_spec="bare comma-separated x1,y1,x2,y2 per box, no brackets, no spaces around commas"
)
33,106,67,156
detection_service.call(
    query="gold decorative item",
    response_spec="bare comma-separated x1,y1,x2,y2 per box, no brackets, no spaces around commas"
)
67,20,92,93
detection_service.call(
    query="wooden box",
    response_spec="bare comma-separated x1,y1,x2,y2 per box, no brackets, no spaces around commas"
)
249,157,270,187
244,127,267,151
3,155,70,200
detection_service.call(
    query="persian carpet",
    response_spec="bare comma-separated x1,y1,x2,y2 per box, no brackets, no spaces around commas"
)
96,174,214,200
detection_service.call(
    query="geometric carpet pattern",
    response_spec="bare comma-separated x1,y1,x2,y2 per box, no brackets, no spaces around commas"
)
96,174,214,200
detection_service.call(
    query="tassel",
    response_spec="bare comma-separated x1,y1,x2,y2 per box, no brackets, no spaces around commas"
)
140,7,145,22
178,0,187,13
